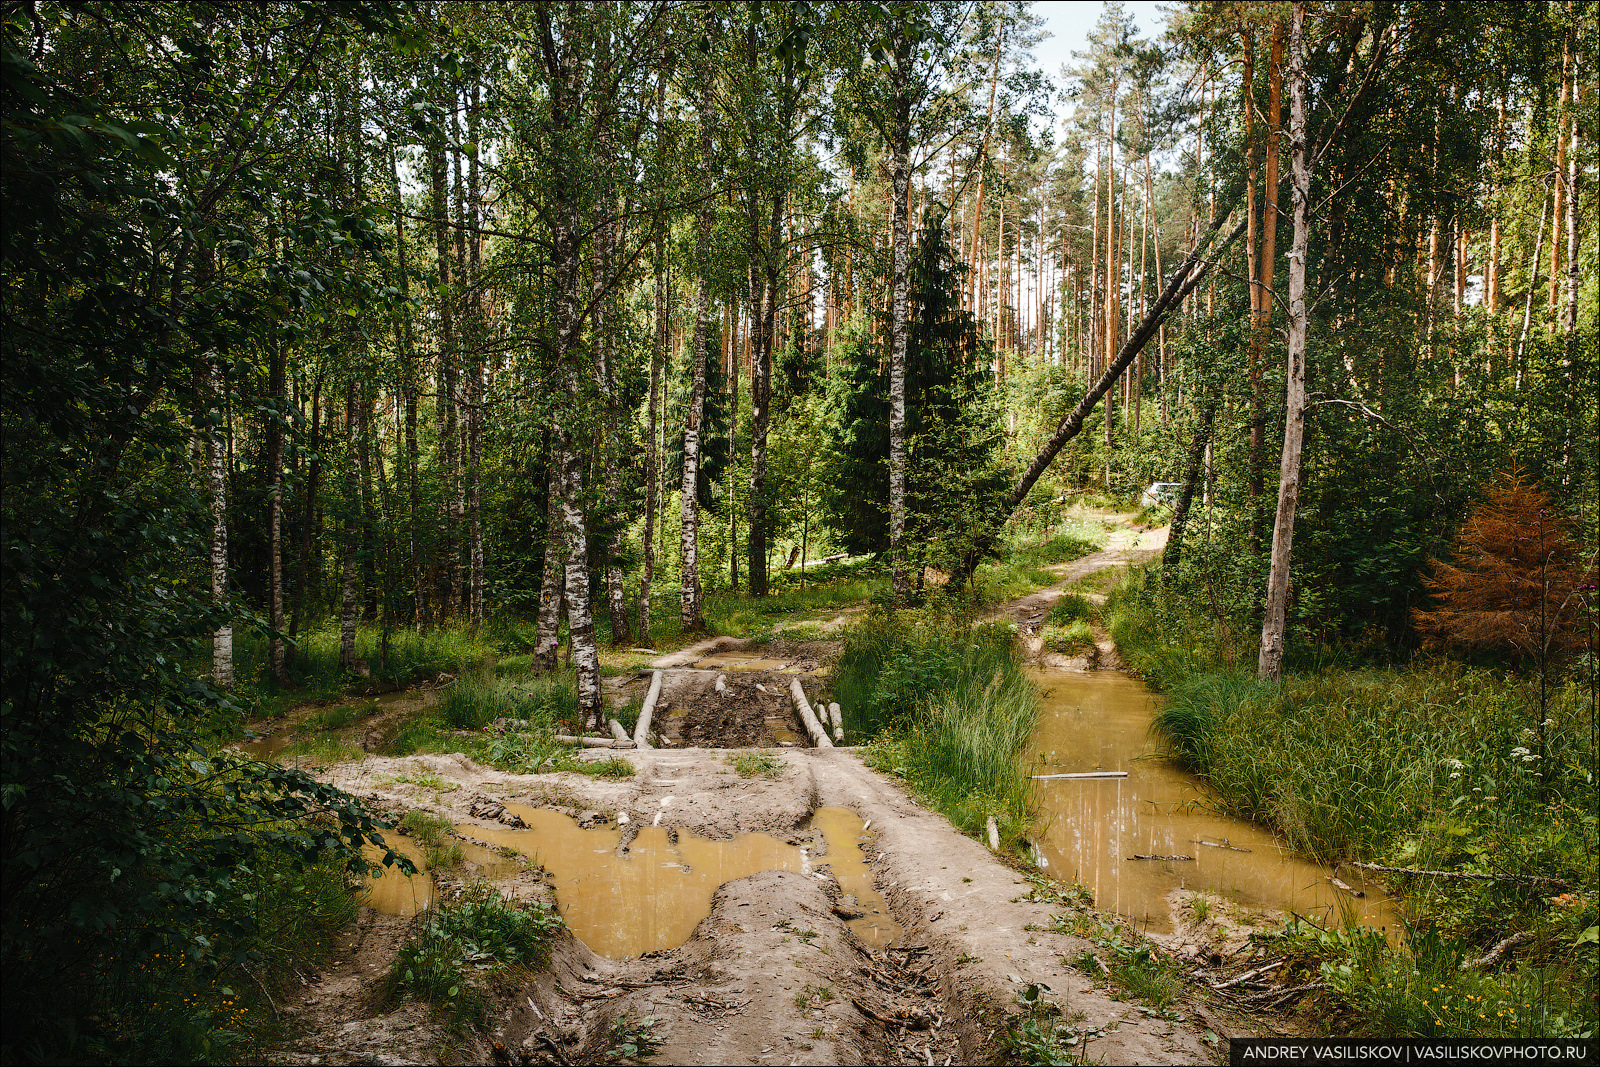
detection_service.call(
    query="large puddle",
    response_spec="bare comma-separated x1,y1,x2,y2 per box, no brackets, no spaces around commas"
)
447,804,898,957
1029,670,1402,935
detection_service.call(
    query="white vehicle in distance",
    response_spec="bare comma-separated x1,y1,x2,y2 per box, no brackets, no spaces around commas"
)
1140,482,1185,509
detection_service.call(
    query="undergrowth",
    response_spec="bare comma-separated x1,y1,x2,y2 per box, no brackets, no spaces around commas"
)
837,608,1039,849
1108,566,1599,1038
385,880,561,1031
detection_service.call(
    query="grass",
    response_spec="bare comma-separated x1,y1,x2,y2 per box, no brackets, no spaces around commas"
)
837,609,1040,849
276,735,366,765
385,879,562,1030
726,752,783,779
1110,566,1599,1038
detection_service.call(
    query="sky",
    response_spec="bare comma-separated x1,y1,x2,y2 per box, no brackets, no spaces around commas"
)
1028,1,1173,80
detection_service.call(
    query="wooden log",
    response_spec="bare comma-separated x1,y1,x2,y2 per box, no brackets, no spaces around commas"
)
1128,854,1194,862
790,678,832,748
633,669,663,749
555,734,635,749
1329,876,1365,897
986,815,1000,850
1031,771,1129,780
608,719,630,743
1350,862,1569,887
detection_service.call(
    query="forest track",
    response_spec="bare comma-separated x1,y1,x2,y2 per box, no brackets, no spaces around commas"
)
272,516,1231,1065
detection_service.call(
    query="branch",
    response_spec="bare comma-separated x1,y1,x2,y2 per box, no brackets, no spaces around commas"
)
1349,862,1570,888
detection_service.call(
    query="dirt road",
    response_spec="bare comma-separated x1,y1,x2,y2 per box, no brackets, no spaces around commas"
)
268,522,1227,1066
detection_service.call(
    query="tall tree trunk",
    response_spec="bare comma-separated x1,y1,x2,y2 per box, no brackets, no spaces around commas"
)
267,301,288,686
680,64,713,633
466,82,486,634
1242,30,1265,554
747,182,783,598
428,84,459,621
338,380,361,673
206,358,233,688
390,143,429,632
290,370,322,659
1258,3,1312,683
887,30,913,598
535,442,567,674
641,65,666,638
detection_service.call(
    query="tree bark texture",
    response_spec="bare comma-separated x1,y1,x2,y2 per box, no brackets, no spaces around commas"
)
207,361,233,688
680,62,713,633
887,29,913,598
1258,3,1312,683
338,380,360,672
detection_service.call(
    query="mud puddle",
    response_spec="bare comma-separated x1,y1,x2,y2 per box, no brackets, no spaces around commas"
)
359,834,432,916
1029,669,1403,935
448,803,897,957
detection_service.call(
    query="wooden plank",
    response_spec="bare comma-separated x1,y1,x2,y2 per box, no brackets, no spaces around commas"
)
1029,771,1128,780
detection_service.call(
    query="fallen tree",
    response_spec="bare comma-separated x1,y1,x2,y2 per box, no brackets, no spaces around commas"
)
954,206,1247,587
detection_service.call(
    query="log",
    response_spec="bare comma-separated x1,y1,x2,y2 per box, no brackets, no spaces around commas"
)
555,734,635,749
633,670,662,749
1128,854,1194,862
608,719,630,742
1350,862,1569,887
1328,876,1365,897
790,678,832,748
986,816,1000,850
1031,771,1129,780
1461,930,1535,971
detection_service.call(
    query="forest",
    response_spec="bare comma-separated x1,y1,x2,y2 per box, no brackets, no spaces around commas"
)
2,1,1595,1063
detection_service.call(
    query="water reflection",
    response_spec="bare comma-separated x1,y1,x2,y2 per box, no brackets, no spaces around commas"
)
1029,670,1401,935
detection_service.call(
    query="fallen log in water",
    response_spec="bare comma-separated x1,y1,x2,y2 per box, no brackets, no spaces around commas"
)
1128,854,1194,862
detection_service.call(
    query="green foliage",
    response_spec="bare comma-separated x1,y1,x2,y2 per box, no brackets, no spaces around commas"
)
604,1012,660,1061
387,881,561,1030
818,211,1011,570
1276,917,1596,1039
840,611,1038,842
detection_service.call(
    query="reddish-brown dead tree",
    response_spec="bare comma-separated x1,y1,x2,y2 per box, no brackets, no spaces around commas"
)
1413,468,1595,664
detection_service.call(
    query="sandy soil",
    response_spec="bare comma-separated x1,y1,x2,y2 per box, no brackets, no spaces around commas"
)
261,519,1256,1066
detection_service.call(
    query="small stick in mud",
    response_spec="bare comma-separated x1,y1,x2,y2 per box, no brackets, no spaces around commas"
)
1193,838,1252,852
1030,771,1128,780
1128,854,1195,861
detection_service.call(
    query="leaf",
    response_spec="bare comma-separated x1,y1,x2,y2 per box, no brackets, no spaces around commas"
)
1575,926,1598,946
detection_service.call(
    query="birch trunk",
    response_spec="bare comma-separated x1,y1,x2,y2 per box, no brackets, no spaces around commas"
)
680,67,713,633
206,361,233,688
467,84,486,634
887,31,913,598
338,381,360,673
267,321,287,685
535,444,567,674
1258,3,1312,684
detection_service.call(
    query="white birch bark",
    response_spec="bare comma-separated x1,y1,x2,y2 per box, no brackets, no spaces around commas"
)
680,66,713,632
207,361,233,688
1258,3,1312,684
887,30,912,598
338,381,360,673
535,445,567,673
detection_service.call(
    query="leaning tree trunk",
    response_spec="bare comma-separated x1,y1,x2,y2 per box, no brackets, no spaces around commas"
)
1161,397,1218,583
1258,2,1312,684
953,207,1247,585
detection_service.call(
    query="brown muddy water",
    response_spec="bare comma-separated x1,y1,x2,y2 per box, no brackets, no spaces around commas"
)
1029,670,1402,936
444,804,898,958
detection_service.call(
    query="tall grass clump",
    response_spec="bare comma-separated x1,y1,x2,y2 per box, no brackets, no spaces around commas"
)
233,622,498,711
1110,565,1597,1038
837,611,1039,844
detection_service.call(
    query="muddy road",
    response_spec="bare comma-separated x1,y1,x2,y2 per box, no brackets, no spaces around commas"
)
264,525,1239,1066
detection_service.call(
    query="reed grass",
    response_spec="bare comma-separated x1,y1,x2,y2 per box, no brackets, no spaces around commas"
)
1112,567,1598,1037
836,611,1039,846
